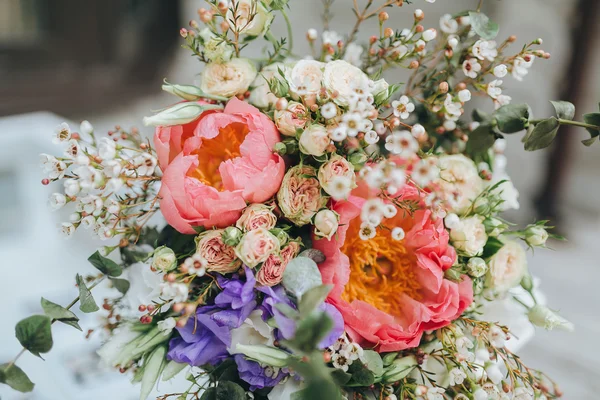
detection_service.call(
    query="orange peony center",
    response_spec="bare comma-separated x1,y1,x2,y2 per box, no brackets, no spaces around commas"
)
188,122,248,190
341,217,421,317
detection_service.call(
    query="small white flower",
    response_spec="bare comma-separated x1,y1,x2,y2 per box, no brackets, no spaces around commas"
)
444,94,463,120
158,317,177,335
327,176,353,200
359,222,377,240
467,257,488,278
103,160,122,178
489,324,506,348
411,123,426,139
487,79,503,99
385,131,418,156
361,199,385,226
440,14,458,33
456,336,474,355
414,9,424,19
133,153,158,176
53,122,71,144
98,137,117,160
447,35,459,49
458,89,472,102
462,58,482,78
64,139,81,159
80,120,94,136
106,178,124,193
346,342,363,361
364,130,379,145
474,389,488,400
48,193,67,211
81,215,96,229
513,387,534,400
329,126,347,142
391,96,415,119
184,253,208,276
472,39,498,61
341,112,364,137
321,102,338,119
332,353,351,372
494,94,512,108
422,28,437,42
448,368,467,386
512,56,535,81
60,222,76,237
64,179,80,197
307,28,318,40
485,364,503,384
443,119,457,131
322,30,342,45
98,226,114,241
160,282,189,303
493,64,508,78
410,159,440,187
426,387,445,400
105,198,121,215
391,227,405,241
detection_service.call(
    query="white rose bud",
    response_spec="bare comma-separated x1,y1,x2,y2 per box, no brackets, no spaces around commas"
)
152,247,177,272
299,124,330,156
528,305,574,332
80,120,94,136
227,0,274,37
144,102,223,126
314,209,339,240
450,215,488,257
525,225,548,247
467,257,487,278
200,58,257,98
487,240,528,292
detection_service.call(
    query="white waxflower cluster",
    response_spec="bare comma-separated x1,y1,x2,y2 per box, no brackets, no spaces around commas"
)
41,121,160,240
327,334,364,372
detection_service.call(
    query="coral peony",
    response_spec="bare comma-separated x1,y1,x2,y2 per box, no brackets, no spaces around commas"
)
155,98,285,234
313,186,473,352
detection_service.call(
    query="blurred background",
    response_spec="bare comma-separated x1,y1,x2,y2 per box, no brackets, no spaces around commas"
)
0,0,598,398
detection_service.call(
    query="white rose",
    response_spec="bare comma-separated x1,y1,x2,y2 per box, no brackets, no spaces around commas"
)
229,309,274,354
249,63,286,109
152,246,177,272
436,154,484,215
200,58,257,97
299,124,330,156
371,78,390,97
487,239,528,292
450,215,488,257
268,378,305,400
313,209,339,240
323,60,370,106
490,171,520,211
527,305,574,331
227,0,274,36
286,60,324,98
203,37,234,63
525,225,548,247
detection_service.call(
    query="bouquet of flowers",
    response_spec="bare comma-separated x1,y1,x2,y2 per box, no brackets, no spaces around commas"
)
4,0,600,399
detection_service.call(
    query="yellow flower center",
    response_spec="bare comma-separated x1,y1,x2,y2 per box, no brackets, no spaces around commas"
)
188,122,248,190
341,217,421,317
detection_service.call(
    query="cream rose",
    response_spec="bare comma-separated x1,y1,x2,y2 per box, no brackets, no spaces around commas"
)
318,154,357,198
151,246,177,272
314,209,339,240
249,63,286,109
235,228,280,268
236,203,278,232
256,241,299,286
226,0,274,36
286,60,324,98
277,165,328,226
450,215,488,257
197,229,242,273
299,124,330,156
200,58,257,97
487,239,528,292
323,60,370,106
436,154,485,215
274,101,309,136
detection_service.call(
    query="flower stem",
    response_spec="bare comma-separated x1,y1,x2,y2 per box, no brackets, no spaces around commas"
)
281,9,294,57
557,118,600,130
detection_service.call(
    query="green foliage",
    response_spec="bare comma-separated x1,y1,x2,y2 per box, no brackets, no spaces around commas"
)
200,381,246,400
523,117,559,151
481,236,505,259
346,361,375,387
493,104,530,134
157,225,197,256
466,124,496,157
468,12,499,40
282,257,323,298
140,345,167,400
41,298,81,331
15,315,53,358
109,277,131,295
582,111,600,146
298,285,332,316
0,364,34,393
292,310,334,353
76,274,99,313
162,361,188,381
361,350,384,377
550,100,575,121
88,251,123,277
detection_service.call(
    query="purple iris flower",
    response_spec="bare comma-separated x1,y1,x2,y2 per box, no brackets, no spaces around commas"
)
234,354,287,390
212,267,257,329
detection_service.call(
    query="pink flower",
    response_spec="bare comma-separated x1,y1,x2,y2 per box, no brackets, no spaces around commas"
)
313,186,473,352
235,228,280,268
197,229,241,274
277,165,328,226
274,101,308,136
154,98,286,234
236,204,278,232
256,242,300,286
318,154,357,198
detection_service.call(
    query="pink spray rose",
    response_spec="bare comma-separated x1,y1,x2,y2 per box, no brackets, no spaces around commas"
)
274,101,309,136
318,153,357,198
235,228,280,268
235,204,278,232
256,241,300,287
277,165,328,226
154,98,286,234
197,229,242,274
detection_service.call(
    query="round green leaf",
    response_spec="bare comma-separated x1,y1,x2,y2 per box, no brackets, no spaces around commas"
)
282,257,323,298
15,315,53,357
524,117,559,151
493,104,530,133
550,100,575,121
0,363,34,393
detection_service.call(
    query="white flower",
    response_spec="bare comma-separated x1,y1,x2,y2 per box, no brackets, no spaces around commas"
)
450,215,488,257
323,60,370,106
80,120,94,136
487,79,503,99
200,58,257,97
528,305,574,331
426,387,445,400
53,122,71,144
230,310,274,354
487,239,528,292
436,154,484,214
157,317,176,335
490,169,520,211
48,193,67,211
98,137,117,160
98,226,114,240
362,130,378,145
411,158,440,187
107,178,124,192
391,227,405,241
485,364,503,384
287,59,324,98
467,257,488,278
489,324,506,348
63,179,80,197
103,159,122,178
332,352,351,372
307,28,318,40
444,94,463,120
361,198,385,226
64,139,81,159
458,89,472,102
327,176,353,200
248,63,286,109
448,368,467,386
226,0,273,36
512,56,534,81
411,123,426,139
322,30,341,45
133,153,158,176
60,222,76,237
443,119,457,131
343,42,364,67
152,247,177,272
371,78,390,98
513,387,534,400
81,215,95,229
422,28,437,42
447,34,459,49
473,389,488,400
493,64,508,78
321,102,338,120
494,94,512,109
462,58,482,78
160,282,189,303
472,39,498,61
314,209,339,240
299,124,330,156
385,131,418,157
440,14,458,33
359,221,377,240
525,225,548,246
391,96,415,119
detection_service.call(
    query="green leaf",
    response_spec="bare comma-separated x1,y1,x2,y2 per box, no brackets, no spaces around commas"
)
468,11,499,40
298,284,332,316
361,350,384,377
466,124,496,156
523,117,559,151
110,277,131,295
292,311,333,352
493,104,530,133
282,257,323,298
0,363,34,393
330,368,352,385
550,100,575,120
76,274,99,313
15,315,53,358
582,112,600,146
41,298,81,331
481,237,505,259
472,108,491,123
214,381,246,400
161,361,187,382
274,303,300,319
88,251,123,277
200,387,217,400
346,362,375,387
140,345,167,400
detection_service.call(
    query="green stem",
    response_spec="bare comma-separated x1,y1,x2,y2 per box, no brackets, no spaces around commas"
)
557,118,600,130
281,9,294,57
477,0,484,12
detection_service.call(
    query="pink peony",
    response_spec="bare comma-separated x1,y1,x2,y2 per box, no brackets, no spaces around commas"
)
313,185,473,352
256,242,300,286
154,98,286,234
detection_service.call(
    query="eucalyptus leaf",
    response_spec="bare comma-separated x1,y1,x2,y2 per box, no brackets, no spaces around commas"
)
468,11,499,40
493,104,530,133
346,363,375,387
472,108,491,123
282,257,323,298
292,310,333,352
140,345,167,400
298,249,326,264
582,112,600,146
466,124,495,156
110,277,131,295
0,363,34,393
361,350,384,377
550,100,575,121
15,315,53,358
88,251,122,277
524,117,559,151
330,368,352,385
40,298,81,331
214,381,246,400
298,284,332,316
76,274,99,313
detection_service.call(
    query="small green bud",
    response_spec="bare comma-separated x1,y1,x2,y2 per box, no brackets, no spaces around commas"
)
528,305,573,331
269,228,289,246
274,142,288,156
520,273,533,291
524,225,548,247
473,197,490,214
221,226,243,247
483,217,506,236
348,151,369,170
467,257,488,278
382,352,399,367
444,268,462,282
152,246,177,272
